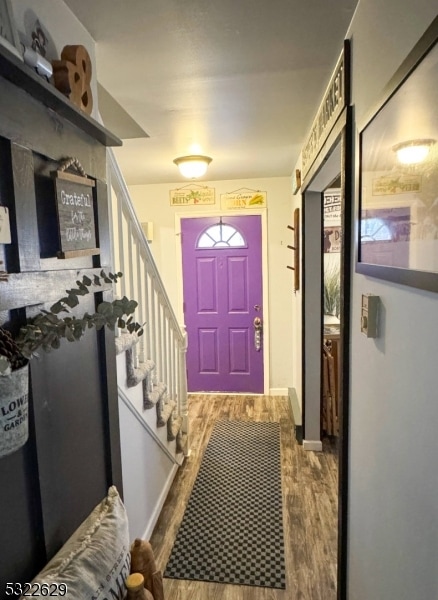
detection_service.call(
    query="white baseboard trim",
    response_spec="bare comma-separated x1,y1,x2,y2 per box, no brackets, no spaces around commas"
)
303,440,323,452
140,463,179,541
269,388,288,396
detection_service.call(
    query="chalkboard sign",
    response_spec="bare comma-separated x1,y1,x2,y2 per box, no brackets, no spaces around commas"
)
52,169,100,258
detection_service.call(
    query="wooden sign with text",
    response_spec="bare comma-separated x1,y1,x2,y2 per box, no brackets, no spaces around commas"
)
220,190,267,209
52,169,99,259
323,190,341,224
170,187,215,206
302,47,347,179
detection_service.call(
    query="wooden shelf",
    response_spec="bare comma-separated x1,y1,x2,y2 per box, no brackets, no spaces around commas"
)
0,45,122,148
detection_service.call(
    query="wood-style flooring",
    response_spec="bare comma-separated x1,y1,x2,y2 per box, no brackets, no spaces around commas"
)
150,394,338,600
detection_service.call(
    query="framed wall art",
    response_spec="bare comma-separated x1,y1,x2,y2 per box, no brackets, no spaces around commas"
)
356,16,438,293
0,0,22,60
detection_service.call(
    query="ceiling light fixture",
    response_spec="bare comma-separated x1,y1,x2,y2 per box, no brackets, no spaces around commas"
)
392,138,436,165
173,155,212,179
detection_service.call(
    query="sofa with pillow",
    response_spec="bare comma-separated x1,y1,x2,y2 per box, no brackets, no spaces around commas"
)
19,486,164,600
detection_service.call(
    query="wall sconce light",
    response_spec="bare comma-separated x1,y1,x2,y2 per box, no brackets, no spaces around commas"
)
392,138,435,165
173,155,212,179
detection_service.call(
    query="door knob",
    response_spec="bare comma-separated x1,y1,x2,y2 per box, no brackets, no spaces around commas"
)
253,317,262,351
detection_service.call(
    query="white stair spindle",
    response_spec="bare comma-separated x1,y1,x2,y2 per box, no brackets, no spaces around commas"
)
150,280,157,372
157,296,163,382
117,200,126,299
144,270,152,360
136,241,144,362
179,326,189,449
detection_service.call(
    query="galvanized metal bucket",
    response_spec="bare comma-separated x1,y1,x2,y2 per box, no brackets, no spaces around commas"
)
0,364,29,459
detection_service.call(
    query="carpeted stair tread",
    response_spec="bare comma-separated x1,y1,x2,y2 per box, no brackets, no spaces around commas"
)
167,414,182,442
115,332,140,355
175,430,188,455
143,381,167,410
125,347,155,388
157,398,176,427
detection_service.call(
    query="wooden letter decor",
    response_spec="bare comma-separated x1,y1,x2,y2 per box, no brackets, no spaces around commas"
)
52,158,99,259
52,45,93,114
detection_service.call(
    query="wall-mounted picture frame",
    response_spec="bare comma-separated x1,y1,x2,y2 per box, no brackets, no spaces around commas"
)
0,0,23,60
356,16,438,293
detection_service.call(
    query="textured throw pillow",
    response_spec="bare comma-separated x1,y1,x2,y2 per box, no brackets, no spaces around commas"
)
21,486,130,600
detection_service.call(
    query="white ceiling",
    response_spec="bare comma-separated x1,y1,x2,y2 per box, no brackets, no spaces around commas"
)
63,0,358,185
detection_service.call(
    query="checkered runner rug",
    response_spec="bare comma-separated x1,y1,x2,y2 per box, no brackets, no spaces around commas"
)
164,420,286,589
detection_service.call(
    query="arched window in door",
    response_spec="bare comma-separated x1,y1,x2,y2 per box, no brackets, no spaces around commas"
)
361,217,393,242
197,221,247,248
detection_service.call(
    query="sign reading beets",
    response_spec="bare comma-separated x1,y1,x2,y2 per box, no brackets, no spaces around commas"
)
52,169,100,258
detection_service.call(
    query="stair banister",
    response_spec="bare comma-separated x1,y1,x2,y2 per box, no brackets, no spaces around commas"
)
107,148,189,455
108,150,182,331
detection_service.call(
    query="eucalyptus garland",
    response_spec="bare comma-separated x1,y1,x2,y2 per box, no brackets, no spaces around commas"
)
0,271,143,374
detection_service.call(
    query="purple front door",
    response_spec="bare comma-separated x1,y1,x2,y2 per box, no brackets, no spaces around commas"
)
181,215,264,393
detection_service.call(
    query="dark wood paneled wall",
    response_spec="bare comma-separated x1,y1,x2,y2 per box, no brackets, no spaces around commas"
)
0,60,122,590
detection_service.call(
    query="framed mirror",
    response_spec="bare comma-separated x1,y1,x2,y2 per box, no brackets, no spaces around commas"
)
356,16,438,293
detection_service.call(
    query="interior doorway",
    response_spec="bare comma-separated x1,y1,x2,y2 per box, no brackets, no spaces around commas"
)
302,141,345,449
322,180,342,439
301,107,353,600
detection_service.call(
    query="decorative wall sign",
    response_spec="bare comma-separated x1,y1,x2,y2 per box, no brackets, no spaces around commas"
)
357,17,438,293
371,174,421,196
220,189,267,210
302,45,348,179
292,169,302,195
170,185,215,206
324,226,342,253
323,189,341,223
52,158,99,259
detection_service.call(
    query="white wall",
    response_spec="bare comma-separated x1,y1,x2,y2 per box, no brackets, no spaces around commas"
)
291,163,302,408
116,354,178,541
128,177,294,393
347,3,438,599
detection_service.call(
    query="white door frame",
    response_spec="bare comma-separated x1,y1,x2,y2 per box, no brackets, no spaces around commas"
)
175,209,270,395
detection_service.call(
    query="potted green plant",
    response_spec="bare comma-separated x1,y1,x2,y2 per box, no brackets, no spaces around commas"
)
0,270,142,458
323,262,341,322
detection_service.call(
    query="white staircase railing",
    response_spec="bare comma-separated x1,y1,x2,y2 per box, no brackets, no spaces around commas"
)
107,148,189,453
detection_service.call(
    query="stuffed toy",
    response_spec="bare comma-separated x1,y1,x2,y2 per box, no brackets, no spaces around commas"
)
130,539,164,600
125,573,154,599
